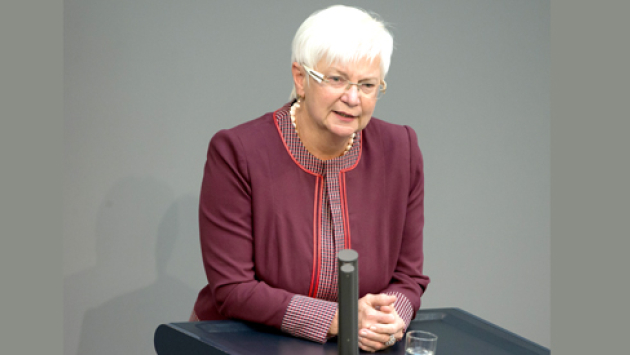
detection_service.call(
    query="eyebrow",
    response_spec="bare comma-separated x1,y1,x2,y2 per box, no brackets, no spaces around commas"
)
327,67,380,81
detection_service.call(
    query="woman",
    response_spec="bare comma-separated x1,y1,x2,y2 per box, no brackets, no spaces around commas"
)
190,5,430,352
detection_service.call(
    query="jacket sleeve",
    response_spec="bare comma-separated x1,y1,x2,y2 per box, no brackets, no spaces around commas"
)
379,125,430,328
198,129,335,343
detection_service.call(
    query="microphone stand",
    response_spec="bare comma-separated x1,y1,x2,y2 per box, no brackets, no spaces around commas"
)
337,249,359,355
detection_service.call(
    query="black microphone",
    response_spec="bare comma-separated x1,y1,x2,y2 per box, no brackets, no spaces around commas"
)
337,249,359,355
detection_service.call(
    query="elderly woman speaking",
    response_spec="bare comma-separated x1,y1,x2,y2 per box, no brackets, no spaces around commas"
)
190,5,430,352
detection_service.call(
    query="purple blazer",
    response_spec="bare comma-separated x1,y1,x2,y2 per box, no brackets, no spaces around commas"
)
192,105,430,331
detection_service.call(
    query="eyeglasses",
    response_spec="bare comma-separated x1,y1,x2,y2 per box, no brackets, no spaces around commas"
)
303,65,387,98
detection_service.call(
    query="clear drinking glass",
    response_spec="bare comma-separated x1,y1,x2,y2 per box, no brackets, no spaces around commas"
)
405,330,438,355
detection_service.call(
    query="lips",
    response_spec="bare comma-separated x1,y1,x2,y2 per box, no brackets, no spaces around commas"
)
334,110,357,118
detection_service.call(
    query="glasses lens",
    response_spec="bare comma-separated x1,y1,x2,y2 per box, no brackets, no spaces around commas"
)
321,75,384,99
359,81,379,96
326,76,347,89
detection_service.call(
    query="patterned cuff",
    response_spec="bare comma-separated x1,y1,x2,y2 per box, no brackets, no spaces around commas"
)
386,291,414,331
280,295,338,343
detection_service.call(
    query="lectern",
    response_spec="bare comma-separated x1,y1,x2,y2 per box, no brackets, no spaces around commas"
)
155,308,549,354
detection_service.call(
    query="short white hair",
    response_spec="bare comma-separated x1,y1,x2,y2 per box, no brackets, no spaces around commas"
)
290,5,394,100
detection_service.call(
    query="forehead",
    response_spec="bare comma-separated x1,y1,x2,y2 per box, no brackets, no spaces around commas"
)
315,56,382,78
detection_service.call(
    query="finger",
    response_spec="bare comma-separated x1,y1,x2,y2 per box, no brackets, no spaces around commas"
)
358,335,386,352
369,314,406,336
358,342,377,353
359,307,395,328
371,311,397,325
368,293,397,307
369,323,399,335
379,304,395,313
358,333,377,353
359,328,391,344
362,293,395,308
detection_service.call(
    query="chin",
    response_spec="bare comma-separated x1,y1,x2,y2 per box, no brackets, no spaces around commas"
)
332,126,358,138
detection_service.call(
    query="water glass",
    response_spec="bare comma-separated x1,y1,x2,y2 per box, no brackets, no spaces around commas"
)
405,330,438,355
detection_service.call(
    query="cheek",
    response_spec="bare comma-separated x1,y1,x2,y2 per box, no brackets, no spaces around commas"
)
362,102,377,119
360,116,372,129
311,89,337,110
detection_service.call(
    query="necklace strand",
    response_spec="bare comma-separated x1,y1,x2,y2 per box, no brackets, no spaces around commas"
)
290,100,356,156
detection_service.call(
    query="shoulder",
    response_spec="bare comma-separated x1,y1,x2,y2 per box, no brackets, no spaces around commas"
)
207,109,280,153
363,117,421,155
212,111,274,141
362,118,424,188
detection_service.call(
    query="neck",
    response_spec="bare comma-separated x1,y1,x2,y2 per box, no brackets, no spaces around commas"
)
291,101,354,160
303,131,350,160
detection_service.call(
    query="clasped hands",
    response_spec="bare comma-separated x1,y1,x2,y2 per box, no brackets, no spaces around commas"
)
329,293,405,353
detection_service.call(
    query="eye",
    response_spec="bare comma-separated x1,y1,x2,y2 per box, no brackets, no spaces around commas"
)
328,76,344,83
362,83,376,89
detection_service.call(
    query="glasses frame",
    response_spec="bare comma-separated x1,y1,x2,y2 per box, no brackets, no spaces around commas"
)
302,65,387,98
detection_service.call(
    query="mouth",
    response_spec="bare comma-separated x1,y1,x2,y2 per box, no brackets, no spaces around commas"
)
334,111,358,119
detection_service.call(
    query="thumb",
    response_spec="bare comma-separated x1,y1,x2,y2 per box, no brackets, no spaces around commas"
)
369,293,397,307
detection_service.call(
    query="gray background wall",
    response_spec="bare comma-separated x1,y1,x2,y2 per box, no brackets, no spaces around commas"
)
63,1,549,354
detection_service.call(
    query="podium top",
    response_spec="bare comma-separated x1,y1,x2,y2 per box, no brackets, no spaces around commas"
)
155,308,549,355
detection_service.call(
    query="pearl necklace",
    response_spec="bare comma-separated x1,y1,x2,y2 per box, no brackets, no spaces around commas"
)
290,100,356,156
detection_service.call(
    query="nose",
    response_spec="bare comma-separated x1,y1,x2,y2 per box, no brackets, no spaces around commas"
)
341,83,361,106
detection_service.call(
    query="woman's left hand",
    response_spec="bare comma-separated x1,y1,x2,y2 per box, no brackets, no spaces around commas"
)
357,295,405,352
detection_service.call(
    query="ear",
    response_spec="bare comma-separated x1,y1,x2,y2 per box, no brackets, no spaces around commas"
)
291,62,306,99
